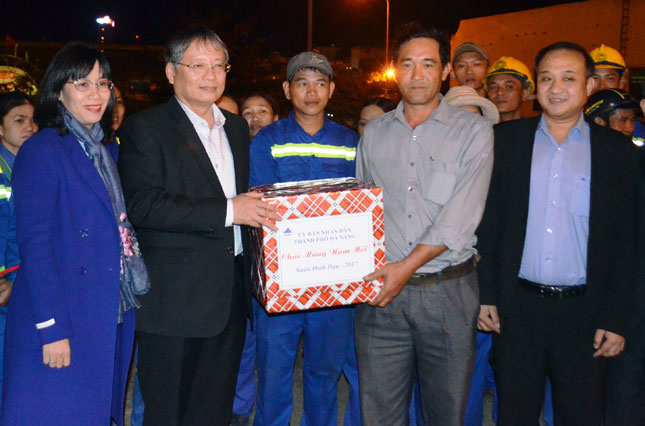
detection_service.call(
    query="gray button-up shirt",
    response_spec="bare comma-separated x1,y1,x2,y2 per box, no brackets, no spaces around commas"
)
356,99,494,273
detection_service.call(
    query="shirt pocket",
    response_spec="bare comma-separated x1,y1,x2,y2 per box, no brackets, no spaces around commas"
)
276,157,307,183
421,161,458,206
570,172,590,217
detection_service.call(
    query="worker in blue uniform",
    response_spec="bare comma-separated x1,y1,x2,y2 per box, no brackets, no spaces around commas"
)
0,91,36,418
249,51,360,426
0,165,19,417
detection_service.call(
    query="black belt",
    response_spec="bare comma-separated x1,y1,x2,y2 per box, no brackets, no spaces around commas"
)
518,278,586,298
407,256,475,287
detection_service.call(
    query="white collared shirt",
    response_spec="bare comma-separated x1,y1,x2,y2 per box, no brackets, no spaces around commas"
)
177,98,242,255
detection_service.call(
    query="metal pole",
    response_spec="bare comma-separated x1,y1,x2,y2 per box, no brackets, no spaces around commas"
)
307,0,313,51
385,0,389,65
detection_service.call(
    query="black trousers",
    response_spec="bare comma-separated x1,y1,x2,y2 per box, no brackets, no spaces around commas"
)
604,321,645,426
493,285,604,426
137,268,247,426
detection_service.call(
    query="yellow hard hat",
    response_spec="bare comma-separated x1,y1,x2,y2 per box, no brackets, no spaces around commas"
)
485,56,535,94
589,44,625,71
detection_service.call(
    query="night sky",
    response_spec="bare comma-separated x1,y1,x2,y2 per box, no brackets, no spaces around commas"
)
4,0,577,55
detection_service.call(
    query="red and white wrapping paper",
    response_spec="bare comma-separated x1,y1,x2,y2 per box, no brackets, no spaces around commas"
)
250,178,385,313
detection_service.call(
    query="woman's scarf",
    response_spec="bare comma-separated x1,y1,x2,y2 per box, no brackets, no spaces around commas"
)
60,103,150,323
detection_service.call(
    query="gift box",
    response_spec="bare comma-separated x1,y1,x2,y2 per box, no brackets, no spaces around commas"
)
250,177,385,313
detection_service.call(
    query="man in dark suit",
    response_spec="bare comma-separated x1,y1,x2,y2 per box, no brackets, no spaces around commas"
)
118,27,279,426
477,41,638,426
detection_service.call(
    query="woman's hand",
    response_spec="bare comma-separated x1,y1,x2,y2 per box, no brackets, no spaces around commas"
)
43,338,71,368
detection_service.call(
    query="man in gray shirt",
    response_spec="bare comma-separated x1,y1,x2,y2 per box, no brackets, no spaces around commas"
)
355,24,494,426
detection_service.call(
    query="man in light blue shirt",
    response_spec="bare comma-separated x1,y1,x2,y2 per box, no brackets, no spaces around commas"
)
519,113,590,286
477,42,637,426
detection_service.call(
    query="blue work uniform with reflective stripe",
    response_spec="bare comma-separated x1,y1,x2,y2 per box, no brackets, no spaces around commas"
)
250,111,357,186
0,153,19,420
249,111,361,426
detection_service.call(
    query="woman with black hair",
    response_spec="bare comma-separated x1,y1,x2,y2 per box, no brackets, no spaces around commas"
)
357,97,397,136
2,42,149,426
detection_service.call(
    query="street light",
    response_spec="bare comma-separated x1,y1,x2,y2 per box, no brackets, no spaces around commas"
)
384,0,389,65
307,0,313,51
96,15,115,27
355,1,390,65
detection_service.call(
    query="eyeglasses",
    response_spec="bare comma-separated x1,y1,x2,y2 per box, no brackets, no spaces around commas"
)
66,79,114,92
174,62,231,75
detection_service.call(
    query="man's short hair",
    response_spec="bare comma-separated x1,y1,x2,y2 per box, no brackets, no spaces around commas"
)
392,22,450,68
165,26,229,66
535,41,594,79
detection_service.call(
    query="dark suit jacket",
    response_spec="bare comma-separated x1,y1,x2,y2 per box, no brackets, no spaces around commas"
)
477,116,638,338
118,97,252,338
631,149,645,333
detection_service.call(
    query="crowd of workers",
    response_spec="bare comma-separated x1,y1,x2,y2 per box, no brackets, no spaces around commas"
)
0,21,643,426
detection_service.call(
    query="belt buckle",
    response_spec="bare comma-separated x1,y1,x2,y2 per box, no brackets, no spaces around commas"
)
538,284,583,298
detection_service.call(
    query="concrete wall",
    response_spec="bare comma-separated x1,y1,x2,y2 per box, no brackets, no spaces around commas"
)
626,0,645,69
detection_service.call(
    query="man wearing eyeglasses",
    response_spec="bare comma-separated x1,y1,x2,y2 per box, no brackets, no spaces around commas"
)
118,26,280,426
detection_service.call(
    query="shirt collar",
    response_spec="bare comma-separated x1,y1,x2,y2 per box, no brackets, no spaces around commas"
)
392,95,451,128
287,110,329,138
537,112,589,144
176,96,226,130
0,144,15,162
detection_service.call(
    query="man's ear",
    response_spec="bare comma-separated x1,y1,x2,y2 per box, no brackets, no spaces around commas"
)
443,63,452,82
593,116,607,127
282,81,291,100
619,69,629,91
165,62,176,85
586,76,597,97
328,81,336,99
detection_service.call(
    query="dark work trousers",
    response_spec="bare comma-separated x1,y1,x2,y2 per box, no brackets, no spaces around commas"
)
137,262,247,426
355,271,479,426
604,320,645,426
493,285,604,426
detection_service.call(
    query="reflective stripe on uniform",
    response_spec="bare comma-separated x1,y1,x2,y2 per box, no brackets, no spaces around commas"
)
0,185,11,201
0,154,11,180
270,143,356,160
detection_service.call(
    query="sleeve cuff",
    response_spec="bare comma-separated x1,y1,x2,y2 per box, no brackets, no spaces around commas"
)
37,316,74,346
419,227,471,253
225,198,234,227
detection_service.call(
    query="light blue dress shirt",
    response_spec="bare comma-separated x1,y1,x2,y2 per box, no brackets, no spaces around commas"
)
519,113,591,286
